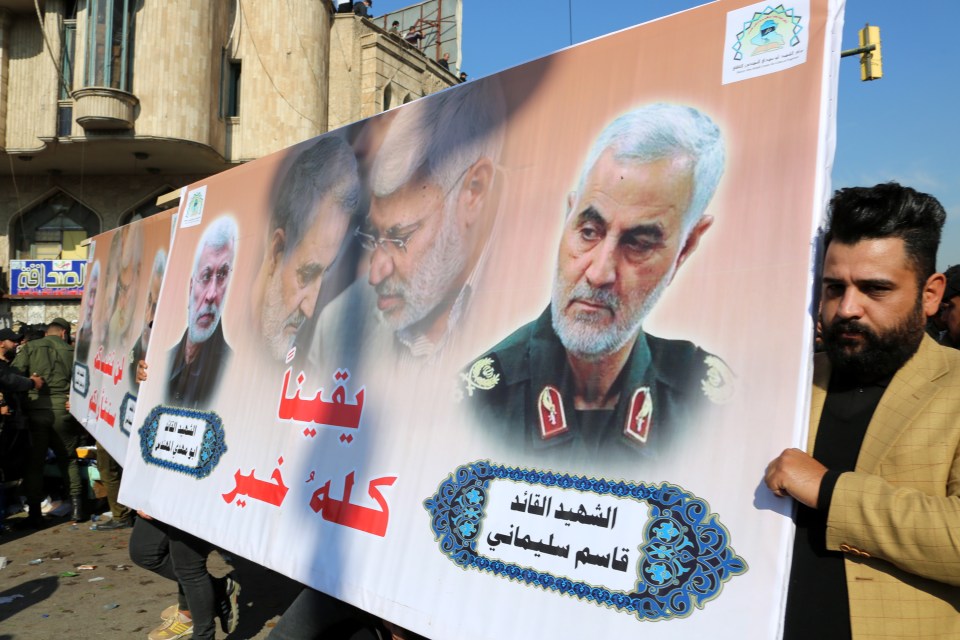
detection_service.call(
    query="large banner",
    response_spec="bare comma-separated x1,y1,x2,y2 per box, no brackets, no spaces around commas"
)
119,1,844,637
70,211,175,462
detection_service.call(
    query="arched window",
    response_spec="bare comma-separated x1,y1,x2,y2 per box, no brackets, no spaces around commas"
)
119,188,174,226
383,82,394,111
85,0,137,91
10,192,101,260
402,92,414,105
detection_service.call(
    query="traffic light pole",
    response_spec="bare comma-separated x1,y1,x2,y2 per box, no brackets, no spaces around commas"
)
841,24,882,81
840,43,875,58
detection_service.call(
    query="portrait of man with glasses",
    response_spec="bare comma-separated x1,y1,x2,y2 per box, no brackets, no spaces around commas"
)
307,77,506,379
165,216,238,408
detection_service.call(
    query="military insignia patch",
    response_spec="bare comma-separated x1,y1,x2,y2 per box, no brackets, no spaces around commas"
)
701,355,735,404
624,387,653,444
460,357,501,398
537,386,567,440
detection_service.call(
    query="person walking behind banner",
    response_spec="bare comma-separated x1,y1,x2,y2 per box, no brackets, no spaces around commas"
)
267,586,427,640
130,361,240,640
13,318,87,524
130,513,240,640
0,328,42,527
92,444,133,530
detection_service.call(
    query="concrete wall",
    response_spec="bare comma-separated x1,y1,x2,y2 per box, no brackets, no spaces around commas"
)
0,9,12,146
329,14,456,130
4,6,59,150
130,0,216,145
229,0,331,161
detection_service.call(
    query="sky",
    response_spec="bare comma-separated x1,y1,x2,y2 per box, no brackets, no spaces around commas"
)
370,0,960,270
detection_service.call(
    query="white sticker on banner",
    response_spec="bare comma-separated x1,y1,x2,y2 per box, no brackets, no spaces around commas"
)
181,186,207,228
722,0,810,85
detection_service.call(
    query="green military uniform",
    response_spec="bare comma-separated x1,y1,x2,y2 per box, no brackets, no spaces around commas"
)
13,327,85,507
459,307,734,468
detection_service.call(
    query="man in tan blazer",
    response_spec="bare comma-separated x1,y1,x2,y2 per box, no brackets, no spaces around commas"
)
766,182,960,639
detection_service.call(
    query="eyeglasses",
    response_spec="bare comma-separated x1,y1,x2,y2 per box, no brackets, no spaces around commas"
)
195,265,231,288
354,212,435,254
354,165,473,254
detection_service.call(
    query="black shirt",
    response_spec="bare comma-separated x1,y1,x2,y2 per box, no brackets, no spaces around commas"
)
783,375,890,640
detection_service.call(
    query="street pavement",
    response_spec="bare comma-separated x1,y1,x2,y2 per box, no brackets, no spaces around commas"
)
0,510,301,639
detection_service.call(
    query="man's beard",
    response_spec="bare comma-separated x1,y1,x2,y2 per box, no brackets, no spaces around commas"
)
188,302,222,345
550,270,670,361
822,298,925,383
375,197,467,333
109,305,132,345
261,276,306,361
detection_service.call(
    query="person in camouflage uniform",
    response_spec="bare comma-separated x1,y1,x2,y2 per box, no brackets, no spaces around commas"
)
14,317,87,525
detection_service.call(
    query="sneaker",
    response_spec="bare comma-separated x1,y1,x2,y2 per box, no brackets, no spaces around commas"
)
217,573,241,634
160,604,179,621
148,613,193,640
93,516,133,531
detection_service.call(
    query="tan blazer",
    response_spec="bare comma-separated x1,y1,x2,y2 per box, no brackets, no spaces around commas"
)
807,335,960,639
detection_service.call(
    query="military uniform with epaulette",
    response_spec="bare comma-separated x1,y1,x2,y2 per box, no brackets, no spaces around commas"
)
458,308,733,469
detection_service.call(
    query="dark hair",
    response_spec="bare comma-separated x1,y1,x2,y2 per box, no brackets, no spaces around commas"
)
272,136,361,261
825,182,946,284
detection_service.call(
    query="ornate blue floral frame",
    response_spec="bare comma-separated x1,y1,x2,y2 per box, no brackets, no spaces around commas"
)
72,362,90,397
138,405,227,479
424,461,747,621
119,392,136,436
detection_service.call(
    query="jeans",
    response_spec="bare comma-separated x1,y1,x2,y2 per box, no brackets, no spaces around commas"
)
129,517,226,640
267,587,386,640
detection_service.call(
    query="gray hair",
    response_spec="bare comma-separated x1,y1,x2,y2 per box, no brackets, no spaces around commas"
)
152,249,167,279
87,260,101,284
272,136,361,260
577,103,725,233
192,216,238,275
370,77,506,197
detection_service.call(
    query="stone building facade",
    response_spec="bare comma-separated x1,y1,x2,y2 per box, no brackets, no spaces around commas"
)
0,0,457,327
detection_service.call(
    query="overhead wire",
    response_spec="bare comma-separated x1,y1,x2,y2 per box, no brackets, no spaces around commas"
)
285,0,345,129
237,0,323,129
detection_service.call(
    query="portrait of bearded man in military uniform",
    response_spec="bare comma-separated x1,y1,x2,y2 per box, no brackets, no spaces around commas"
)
460,103,734,466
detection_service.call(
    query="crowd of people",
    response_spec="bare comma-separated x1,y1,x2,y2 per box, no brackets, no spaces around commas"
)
0,319,85,529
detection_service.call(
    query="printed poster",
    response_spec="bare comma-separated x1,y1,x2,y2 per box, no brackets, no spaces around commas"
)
118,1,845,637
70,210,175,462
